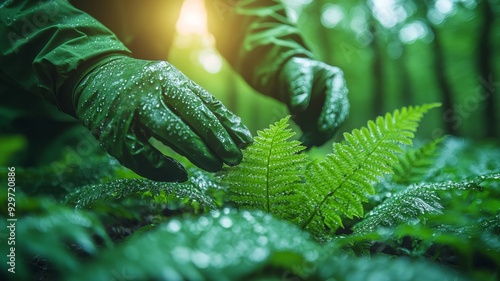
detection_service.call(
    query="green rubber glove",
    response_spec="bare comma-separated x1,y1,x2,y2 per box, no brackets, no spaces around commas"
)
278,57,350,147
72,56,253,182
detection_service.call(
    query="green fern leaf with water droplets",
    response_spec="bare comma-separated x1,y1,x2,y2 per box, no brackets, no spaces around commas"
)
392,137,444,184
301,103,441,236
353,173,500,234
221,116,310,224
65,168,222,212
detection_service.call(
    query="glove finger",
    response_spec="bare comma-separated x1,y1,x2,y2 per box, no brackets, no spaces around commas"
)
95,110,187,181
139,104,225,172
297,65,348,147
280,57,314,113
121,130,188,182
189,82,253,149
318,68,349,133
169,84,243,165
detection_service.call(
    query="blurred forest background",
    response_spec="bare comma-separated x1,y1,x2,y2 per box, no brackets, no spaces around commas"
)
171,0,499,150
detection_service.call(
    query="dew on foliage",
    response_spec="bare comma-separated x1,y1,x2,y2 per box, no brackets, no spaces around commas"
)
211,210,221,218
209,254,225,268
191,251,211,269
219,216,233,228
249,247,269,262
197,216,211,228
167,219,182,233
159,267,183,281
253,223,266,234
407,218,420,225
172,246,191,263
257,235,268,246
71,209,320,280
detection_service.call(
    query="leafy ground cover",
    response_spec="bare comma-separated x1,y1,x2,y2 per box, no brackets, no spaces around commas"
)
1,104,499,281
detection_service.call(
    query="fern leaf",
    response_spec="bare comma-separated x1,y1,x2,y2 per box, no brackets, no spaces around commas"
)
353,173,500,234
65,174,220,212
392,137,444,184
221,116,309,222
302,103,440,236
0,154,132,198
480,212,500,234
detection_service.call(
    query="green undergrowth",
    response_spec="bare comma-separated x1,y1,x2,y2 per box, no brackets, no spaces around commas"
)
1,103,499,281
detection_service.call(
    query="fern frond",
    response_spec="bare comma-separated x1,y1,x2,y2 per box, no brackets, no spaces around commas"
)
65,176,219,212
0,154,132,198
302,103,440,235
221,116,310,222
353,173,500,234
392,137,444,184
480,212,500,234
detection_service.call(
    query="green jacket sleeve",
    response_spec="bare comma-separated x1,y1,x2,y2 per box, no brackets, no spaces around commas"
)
0,0,131,115
205,0,313,99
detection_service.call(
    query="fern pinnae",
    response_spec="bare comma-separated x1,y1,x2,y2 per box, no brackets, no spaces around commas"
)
353,173,500,234
222,116,309,221
301,103,440,235
65,177,218,211
392,137,445,184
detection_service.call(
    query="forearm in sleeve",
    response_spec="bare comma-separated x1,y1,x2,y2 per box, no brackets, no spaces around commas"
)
206,0,313,98
0,0,131,115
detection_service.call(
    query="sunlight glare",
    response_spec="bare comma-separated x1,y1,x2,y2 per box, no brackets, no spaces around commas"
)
176,0,208,35
321,4,344,28
199,49,223,74
371,0,409,28
399,21,429,44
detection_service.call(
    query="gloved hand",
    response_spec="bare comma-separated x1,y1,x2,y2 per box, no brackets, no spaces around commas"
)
71,56,253,182
277,57,349,147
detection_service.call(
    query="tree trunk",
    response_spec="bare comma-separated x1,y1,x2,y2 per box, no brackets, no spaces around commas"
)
429,24,458,135
370,22,384,116
478,0,496,138
396,44,413,107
